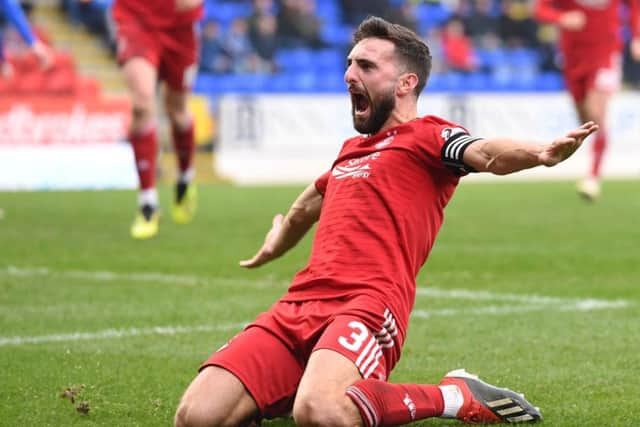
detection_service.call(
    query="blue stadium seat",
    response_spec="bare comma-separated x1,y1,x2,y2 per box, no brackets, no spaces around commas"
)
315,49,345,72
322,24,352,46
465,72,491,91
315,71,345,92
536,72,565,91
415,3,452,33
275,49,315,71
204,2,251,24
316,0,341,25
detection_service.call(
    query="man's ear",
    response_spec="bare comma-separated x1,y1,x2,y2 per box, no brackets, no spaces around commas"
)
398,72,419,96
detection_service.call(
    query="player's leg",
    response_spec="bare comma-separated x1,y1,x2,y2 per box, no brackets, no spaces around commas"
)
164,85,198,224
294,316,541,426
123,56,161,238
175,366,258,427
574,53,620,200
292,315,443,426
161,25,199,224
175,326,303,427
115,20,162,238
292,348,365,426
575,88,611,200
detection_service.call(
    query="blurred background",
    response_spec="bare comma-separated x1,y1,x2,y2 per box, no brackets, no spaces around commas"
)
1,0,640,188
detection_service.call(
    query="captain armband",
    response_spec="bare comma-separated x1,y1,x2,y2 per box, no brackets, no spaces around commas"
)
440,129,483,174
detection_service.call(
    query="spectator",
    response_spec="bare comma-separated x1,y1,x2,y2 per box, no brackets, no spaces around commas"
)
441,17,478,72
249,13,279,72
339,0,388,26
0,0,52,74
221,17,261,73
498,0,540,48
277,0,326,49
199,19,231,74
463,0,500,50
384,1,418,32
247,0,278,71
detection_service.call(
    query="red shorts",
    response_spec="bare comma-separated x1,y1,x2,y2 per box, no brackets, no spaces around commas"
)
200,295,403,419
114,15,199,90
562,48,621,103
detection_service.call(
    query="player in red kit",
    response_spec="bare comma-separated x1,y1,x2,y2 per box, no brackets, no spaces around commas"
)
112,0,203,239
175,17,597,427
535,0,640,200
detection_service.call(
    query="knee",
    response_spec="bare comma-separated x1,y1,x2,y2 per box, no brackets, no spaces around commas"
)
292,392,358,427
174,398,230,427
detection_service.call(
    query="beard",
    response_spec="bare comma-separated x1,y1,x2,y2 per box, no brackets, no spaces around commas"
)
352,89,396,135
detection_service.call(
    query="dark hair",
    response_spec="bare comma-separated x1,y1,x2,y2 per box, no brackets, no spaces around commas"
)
353,16,432,97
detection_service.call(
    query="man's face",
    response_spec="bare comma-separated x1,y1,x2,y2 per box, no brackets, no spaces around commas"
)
344,38,401,135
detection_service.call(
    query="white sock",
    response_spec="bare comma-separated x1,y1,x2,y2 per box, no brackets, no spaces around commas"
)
138,188,158,208
439,384,464,418
178,168,195,184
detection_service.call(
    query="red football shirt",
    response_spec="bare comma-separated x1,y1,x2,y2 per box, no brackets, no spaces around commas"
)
112,0,203,28
282,116,481,340
535,0,640,54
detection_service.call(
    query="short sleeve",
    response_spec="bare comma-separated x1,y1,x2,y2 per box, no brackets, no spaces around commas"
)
314,170,331,195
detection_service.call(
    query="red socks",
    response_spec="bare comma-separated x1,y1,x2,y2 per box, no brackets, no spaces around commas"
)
346,379,444,427
172,121,195,174
130,127,158,190
590,129,606,178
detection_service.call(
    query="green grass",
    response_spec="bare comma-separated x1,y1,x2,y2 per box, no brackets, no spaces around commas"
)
1,180,639,426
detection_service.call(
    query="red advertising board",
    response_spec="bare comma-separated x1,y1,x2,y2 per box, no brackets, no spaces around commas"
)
0,95,131,145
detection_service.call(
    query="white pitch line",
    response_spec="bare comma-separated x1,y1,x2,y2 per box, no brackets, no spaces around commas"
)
0,266,631,347
1,265,285,288
416,286,630,307
0,322,247,347
411,299,629,319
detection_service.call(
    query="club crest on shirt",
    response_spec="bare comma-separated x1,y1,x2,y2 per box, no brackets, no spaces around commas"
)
441,127,467,141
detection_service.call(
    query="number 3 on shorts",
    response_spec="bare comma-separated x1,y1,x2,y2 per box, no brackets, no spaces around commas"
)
338,321,369,352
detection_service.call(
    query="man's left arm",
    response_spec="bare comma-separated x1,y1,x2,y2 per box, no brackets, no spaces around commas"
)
462,121,598,175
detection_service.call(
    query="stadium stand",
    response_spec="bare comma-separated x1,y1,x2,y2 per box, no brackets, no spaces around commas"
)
51,0,573,94
190,0,568,93
48,0,640,94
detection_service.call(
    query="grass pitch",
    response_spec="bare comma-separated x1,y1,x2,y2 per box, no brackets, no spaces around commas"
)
1,180,639,426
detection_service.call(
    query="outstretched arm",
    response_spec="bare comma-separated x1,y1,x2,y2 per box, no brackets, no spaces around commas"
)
239,182,323,268
463,121,598,175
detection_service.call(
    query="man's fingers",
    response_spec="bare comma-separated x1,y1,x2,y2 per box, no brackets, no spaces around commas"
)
239,258,258,268
272,213,284,226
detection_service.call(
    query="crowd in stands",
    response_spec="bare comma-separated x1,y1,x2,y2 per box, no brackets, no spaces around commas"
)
193,0,639,92
191,0,561,92
3,0,640,94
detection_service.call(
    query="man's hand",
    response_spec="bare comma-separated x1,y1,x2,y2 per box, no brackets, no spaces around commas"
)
539,121,598,166
32,39,53,70
239,214,284,268
559,10,586,31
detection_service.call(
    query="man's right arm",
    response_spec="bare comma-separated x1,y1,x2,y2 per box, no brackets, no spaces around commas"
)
239,182,324,268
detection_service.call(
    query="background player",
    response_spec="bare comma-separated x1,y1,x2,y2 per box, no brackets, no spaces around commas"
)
112,0,203,239
535,0,640,200
174,17,597,427
0,0,51,76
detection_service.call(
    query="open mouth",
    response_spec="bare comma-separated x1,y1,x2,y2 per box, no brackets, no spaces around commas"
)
350,91,370,117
